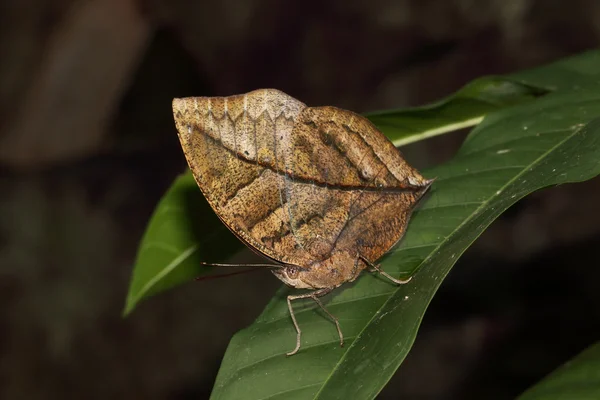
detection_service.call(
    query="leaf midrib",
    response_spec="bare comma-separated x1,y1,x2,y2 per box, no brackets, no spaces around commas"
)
126,244,198,312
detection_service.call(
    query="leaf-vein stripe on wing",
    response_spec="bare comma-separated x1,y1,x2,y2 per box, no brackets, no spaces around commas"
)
340,117,396,183
198,121,418,193
346,120,398,184
223,167,267,204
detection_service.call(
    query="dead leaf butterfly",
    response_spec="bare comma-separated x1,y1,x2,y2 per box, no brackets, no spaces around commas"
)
172,89,432,355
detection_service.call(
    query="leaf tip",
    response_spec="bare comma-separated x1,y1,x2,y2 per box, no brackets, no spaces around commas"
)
122,295,137,317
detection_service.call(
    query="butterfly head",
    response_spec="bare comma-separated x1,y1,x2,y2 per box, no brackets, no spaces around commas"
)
272,266,314,289
272,252,364,290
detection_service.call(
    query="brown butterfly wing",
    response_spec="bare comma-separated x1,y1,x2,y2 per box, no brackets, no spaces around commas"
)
172,90,431,268
172,89,314,266
281,106,431,263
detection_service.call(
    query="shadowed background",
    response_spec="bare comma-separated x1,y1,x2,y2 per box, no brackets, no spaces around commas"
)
1,0,600,398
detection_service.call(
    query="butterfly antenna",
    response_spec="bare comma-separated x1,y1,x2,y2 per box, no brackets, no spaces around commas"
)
194,262,282,282
198,262,281,268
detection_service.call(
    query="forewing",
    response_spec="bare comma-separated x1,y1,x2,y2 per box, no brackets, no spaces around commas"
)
172,89,312,266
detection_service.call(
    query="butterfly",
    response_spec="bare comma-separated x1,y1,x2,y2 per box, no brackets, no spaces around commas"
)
172,89,432,355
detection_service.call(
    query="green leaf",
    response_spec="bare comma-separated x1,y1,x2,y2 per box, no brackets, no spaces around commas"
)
123,173,240,315
508,48,600,92
370,49,600,148
210,91,600,399
517,342,600,400
367,77,548,147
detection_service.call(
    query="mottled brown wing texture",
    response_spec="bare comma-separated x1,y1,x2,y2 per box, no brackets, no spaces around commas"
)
172,89,431,268
283,106,431,263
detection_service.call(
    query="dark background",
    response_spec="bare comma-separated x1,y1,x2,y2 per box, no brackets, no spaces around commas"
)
1,0,600,399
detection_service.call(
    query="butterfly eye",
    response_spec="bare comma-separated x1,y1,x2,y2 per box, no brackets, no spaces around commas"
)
286,266,299,278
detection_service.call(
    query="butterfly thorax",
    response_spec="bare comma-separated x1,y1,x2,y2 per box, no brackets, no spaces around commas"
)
272,251,365,290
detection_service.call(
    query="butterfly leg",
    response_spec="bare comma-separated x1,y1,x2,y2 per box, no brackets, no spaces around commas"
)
286,287,342,356
360,255,412,285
